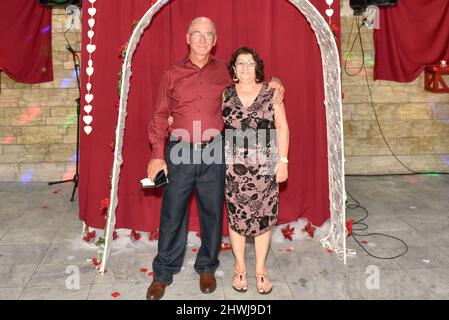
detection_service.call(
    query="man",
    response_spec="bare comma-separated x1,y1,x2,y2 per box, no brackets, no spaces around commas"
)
146,17,284,300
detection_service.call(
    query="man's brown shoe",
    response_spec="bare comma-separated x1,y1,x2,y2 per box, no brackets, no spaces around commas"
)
146,281,167,300
199,272,216,294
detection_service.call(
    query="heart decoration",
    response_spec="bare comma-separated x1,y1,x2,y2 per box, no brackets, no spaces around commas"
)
84,0,95,138
84,105,93,113
326,9,334,17
83,115,93,125
88,8,96,17
86,44,96,54
84,126,92,135
326,0,334,5
86,66,94,76
85,93,94,104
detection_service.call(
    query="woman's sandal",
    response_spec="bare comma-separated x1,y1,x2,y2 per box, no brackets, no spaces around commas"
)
255,273,273,295
232,270,248,293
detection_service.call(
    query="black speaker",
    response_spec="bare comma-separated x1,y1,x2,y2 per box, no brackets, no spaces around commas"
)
369,0,397,6
39,0,81,8
350,0,397,15
350,0,368,15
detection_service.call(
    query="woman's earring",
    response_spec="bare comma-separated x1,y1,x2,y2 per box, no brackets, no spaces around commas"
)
233,67,239,82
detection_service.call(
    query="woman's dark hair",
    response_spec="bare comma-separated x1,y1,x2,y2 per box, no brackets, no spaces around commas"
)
228,47,265,83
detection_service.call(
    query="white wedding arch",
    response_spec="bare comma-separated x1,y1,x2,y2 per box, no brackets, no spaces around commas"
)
98,0,349,273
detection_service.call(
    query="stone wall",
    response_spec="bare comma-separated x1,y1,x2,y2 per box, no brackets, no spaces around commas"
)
340,0,449,174
0,4,448,182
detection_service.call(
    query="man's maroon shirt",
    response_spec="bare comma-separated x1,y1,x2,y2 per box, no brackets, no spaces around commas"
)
148,55,230,159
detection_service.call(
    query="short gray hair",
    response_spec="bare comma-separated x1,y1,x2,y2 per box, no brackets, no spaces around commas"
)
188,17,216,34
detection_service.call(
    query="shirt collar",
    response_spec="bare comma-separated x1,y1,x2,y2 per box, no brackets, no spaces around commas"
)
183,53,216,66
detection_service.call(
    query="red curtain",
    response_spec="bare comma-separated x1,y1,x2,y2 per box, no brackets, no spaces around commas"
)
374,0,449,83
0,0,53,83
79,0,341,234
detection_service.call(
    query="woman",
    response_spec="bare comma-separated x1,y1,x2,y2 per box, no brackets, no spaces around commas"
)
222,47,289,294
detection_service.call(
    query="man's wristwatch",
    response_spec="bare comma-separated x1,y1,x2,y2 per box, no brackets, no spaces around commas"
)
279,157,289,164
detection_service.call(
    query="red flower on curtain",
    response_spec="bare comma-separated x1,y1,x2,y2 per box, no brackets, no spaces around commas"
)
329,22,339,39
100,197,110,215
303,223,316,238
117,42,128,59
281,224,295,241
148,229,159,240
130,230,141,240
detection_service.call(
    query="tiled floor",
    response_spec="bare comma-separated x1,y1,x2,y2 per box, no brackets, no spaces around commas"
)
1,175,449,300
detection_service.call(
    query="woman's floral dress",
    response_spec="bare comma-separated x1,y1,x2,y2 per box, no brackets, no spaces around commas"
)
222,82,279,237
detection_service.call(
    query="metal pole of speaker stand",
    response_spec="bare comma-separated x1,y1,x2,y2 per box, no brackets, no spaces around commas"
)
48,44,81,202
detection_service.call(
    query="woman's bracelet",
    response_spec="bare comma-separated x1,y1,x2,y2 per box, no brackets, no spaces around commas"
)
278,157,289,164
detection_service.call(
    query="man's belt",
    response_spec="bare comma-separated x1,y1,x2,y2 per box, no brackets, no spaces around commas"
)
172,130,224,150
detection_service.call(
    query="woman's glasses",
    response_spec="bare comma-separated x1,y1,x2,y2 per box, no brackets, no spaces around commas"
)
235,61,257,68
